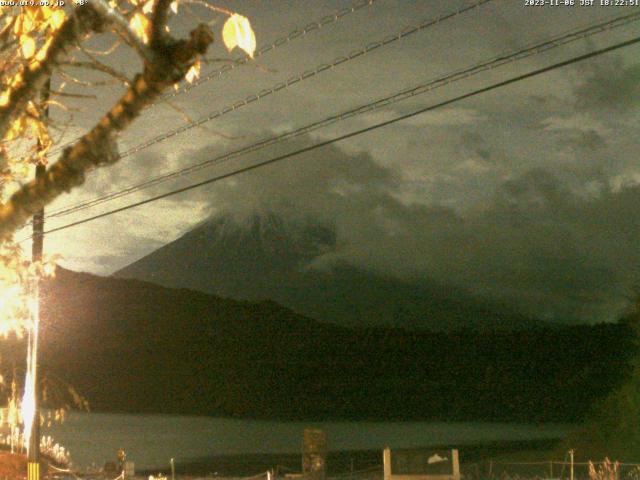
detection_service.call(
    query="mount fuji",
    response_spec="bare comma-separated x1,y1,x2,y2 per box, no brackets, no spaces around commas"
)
115,211,537,330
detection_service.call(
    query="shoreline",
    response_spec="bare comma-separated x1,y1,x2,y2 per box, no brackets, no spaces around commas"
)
137,438,560,477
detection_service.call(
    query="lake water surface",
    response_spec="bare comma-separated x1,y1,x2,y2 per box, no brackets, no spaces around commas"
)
42,412,571,471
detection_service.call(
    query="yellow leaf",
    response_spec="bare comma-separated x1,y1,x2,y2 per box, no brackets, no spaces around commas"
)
170,0,178,13
25,101,38,116
40,6,53,21
185,59,200,84
34,37,53,64
23,8,41,32
29,117,52,153
222,13,256,58
49,9,66,30
142,0,153,14
20,35,35,59
129,13,151,44
6,116,28,141
42,262,56,278
19,15,32,34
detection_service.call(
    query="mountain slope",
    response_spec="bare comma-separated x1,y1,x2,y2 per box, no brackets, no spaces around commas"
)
7,267,628,423
115,212,537,331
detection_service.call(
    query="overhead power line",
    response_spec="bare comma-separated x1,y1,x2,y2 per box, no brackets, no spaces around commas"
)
25,35,640,240
46,0,494,165
117,0,494,160
46,0,379,158
161,0,377,100
42,11,640,221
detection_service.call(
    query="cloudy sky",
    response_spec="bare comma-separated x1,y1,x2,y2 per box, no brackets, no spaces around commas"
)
16,0,640,323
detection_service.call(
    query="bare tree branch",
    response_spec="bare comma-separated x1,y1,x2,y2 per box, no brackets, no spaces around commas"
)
0,23,214,239
150,0,172,49
161,99,196,124
50,90,98,100
61,60,130,86
58,68,120,87
0,7,106,142
81,38,122,56
87,0,155,64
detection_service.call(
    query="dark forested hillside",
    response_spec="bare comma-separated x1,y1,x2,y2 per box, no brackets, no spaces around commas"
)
10,267,632,423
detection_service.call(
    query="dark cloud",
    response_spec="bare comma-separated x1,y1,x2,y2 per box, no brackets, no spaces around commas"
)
336,174,640,323
183,134,401,225
565,129,608,152
459,130,494,163
574,56,640,113
495,168,571,213
45,2,640,320
174,135,640,324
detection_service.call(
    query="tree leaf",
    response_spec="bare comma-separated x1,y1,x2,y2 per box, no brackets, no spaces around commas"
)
49,9,66,31
185,58,200,83
20,35,35,59
222,14,256,58
142,0,153,15
129,13,151,44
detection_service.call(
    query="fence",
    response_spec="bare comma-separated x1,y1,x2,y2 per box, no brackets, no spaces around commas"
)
328,466,383,480
322,459,640,480
459,460,640,480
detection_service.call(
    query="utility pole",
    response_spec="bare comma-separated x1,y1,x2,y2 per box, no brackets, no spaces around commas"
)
570,449,574,480
28,76,50,480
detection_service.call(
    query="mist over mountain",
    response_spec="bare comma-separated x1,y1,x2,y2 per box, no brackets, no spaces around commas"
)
115,211,538,331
